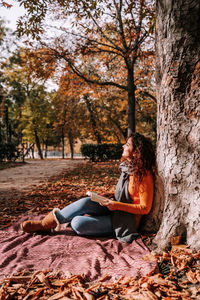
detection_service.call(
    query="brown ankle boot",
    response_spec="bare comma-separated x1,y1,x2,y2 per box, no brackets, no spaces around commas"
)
21,209,61,233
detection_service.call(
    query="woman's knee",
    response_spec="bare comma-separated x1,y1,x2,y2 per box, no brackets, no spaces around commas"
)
71,216,86,235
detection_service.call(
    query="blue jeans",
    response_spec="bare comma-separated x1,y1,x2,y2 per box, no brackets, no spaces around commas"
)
55,197,114,237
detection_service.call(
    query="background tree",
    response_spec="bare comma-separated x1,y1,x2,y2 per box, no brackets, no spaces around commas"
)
0,18,22,161
1,1,157,159
16,0,155,134
2,49,57,159
83,94,102,144
21,85,55,159
149,0,200,250
53,62,127,148
53,94,81,159
27,43,156,145
56,58,132,144
53,68,86,158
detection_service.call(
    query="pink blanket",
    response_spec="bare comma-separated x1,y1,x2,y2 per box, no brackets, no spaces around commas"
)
0,215,158,281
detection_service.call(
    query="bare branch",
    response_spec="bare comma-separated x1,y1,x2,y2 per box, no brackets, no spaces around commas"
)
128,0,146,65
89,14,124,53
51,26,123,55
83,47,124,58
130,29,148,66
113,0,128,52
125,0,136,28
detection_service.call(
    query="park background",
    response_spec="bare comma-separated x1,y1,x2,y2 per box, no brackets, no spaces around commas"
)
0,0,156,161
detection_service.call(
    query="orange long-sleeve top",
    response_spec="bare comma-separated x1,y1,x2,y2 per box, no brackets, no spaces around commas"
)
113,171,154,229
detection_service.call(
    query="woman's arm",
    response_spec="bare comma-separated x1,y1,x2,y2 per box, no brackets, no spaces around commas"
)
105,173,154,215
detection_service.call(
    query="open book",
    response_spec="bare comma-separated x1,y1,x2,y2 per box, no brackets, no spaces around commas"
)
86,191,109,205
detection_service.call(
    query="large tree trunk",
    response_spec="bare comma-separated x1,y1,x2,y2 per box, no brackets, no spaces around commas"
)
153,0,200,250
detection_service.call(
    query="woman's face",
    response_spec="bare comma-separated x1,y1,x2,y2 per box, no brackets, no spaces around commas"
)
122,137,133,159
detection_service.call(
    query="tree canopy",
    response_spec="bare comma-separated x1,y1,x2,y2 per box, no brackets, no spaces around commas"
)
16,0,156,134
0,1,157,160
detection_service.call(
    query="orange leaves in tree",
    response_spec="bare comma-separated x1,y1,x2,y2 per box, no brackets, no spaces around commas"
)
1,1,12,8
21,48,57,80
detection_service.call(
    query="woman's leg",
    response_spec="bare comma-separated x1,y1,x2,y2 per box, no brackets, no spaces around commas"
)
71,215,114,236
21,197,111,234
55,197,110,224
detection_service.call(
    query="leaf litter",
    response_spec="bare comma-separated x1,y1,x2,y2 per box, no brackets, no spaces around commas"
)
0,161,199,299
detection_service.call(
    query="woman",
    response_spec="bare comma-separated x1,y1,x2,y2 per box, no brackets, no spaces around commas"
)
21,133,155,243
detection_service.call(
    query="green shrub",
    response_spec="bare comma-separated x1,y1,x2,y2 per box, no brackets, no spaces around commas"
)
81,143,123,161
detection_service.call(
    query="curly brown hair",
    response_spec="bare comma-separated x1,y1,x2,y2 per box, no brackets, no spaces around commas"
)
126,133,156,185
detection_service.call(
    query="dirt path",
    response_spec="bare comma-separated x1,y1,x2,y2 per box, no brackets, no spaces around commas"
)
0,159,84,192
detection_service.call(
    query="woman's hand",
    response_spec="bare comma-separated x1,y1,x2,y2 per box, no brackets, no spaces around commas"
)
101,200,117,211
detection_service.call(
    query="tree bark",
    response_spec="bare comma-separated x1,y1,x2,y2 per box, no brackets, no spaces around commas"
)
31,146,35,159
152,0,200,250
68,129,74,159
44,141,48,158
34,129,43,159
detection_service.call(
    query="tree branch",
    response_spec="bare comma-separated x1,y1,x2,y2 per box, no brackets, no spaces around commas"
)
66,57,127,90
52,25,124,55
113,0,128,52
83,47,124,58
140,91,157,103
130,29,148,66
129,1,146,66
89,14,124,53
47,46,127,90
